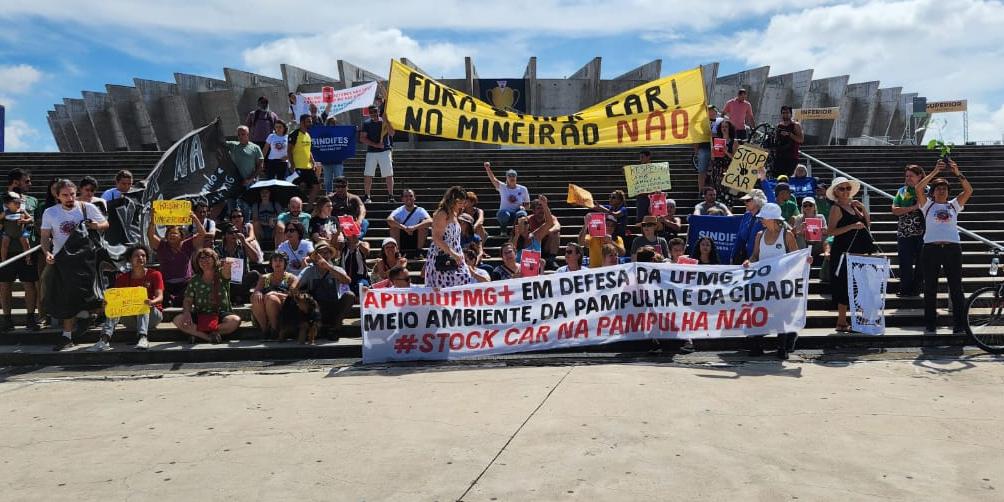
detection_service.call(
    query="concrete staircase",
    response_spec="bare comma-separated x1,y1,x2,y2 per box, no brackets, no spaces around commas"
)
1,145,1002,362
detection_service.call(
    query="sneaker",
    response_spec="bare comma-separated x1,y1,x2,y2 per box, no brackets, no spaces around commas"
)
73,316,95,338
362,194,372,204
52,337,75,352
387,195,396,204
26,314,41,332
677,340,695,354
134,336,150,350
87,339,112,352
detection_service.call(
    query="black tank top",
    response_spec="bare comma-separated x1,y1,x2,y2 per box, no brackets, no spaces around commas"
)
776,122,799,159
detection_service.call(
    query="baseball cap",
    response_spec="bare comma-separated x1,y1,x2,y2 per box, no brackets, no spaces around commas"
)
505,169,518,177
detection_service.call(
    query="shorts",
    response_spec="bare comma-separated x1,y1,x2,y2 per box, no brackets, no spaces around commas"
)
0,256,39,283
294,169,319,188
695,146,711,174
266,159,288,180
364,150,394,177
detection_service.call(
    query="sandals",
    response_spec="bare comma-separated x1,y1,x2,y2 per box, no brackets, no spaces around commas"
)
835,323,852,333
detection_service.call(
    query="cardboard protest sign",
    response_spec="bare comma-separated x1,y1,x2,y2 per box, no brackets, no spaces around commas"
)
226,258,243,284
587,213,607,238
676,256,698,265
520,249,541,277
153,200,191,226
105,287,149,318
623,162,672,197
386,60,711,148
567,184,595,208
649,192,668,217
804,217,824,242
722,144,769,194
712,137,727,158
338,216,360,237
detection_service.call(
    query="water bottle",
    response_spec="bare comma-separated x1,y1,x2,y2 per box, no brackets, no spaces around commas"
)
991,256,1000,277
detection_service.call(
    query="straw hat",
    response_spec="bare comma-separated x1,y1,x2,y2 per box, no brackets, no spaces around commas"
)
826,176,861,201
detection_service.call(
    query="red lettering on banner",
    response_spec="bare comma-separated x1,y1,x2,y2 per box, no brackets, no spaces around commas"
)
364,291,379,308
449,333,465,351
482,330,498,348
504,328,520,345
645,111,667,141
437,333,451,351
420,334,435,352
465,331,481,349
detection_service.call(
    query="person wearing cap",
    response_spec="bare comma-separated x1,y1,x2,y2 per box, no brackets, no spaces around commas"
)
656,197,682,241
774,182,800,226
387,188,432,258
630,216,670,262
792,196,827,264
744,202,805,359
693,187,733,216
371,237,408,283
358,105,395,204
826,176,876,333
245,96,279,150
732,189,766,264
578,213,625,269
484,161,530,237
295,242,354,340
891,164,927,298
915,159,973,334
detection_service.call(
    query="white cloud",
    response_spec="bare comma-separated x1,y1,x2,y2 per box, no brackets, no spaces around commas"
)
242,26,472,79
670,0,1004,142
0,64,43,95
3,119,41,151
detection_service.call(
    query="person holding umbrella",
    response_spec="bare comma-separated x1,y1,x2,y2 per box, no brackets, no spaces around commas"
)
243,179,298,249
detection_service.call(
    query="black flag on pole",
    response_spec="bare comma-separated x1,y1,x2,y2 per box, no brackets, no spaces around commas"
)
141,118,241,207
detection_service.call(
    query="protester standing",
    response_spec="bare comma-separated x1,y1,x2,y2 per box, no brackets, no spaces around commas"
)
773,106,804,178
827,177,876,332
892,164,927,297
424,186,473,288
262,120,290,180
359,105,395,203
245,96,278,150
723,88,755,139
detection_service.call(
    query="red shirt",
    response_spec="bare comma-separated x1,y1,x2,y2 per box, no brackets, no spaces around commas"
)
114,269,165,311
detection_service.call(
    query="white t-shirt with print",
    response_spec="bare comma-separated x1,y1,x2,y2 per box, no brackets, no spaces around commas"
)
276,239,315,276
41,201,107,255
265,133,288,160
498,184,530,212
922,198,963,244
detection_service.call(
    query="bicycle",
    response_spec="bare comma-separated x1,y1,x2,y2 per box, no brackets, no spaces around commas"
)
963,248,1004,353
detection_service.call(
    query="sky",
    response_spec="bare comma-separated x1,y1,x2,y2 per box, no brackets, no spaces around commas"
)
1,0,1002,152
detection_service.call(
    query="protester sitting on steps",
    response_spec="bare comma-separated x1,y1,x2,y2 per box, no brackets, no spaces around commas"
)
250,188,284,248
593,190,628,240
744,202,809,359
214,222,262,307
462,191,488,242
694,187,732,216
172,248,240,344
656,198,682,241
330,176,370,239
522,195,561,270
484,162,529,237
387,189,432,259
296,242,354,340
276,221,313,277
491,242,521,281
147,210,210,308
578,214,625,269
371,237,408,284
556,242,584,273
630,215,670,261
251,252,298,340
308,196,338,245
668,237,686,263
600,243,621,267
689,236,721,265
915,159,973,335
274,196,311,249
91,244,163,352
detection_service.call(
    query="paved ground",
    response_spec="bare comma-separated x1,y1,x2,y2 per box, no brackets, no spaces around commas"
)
1,352,1002,501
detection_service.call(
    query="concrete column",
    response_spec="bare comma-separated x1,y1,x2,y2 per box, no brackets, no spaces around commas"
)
82,91,128,151
47,111,71,152
53,104,83,152
712,66,770,124
106,104,131,151
831,81,879,144
134,78,193,147
569,57,602,107
106,85,155,151
758,69,814,126
281,64,339,94
888,92,917,141
870,87,902,139
523,57,538,115
64,98,102,152
173,73,230,129
612,60,662,81
197,89,241,135
800,75,849,145
701,63,719,105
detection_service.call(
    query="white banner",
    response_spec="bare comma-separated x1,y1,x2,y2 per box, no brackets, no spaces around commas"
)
848,254,891,335
362,249,811,363
293,81,379,119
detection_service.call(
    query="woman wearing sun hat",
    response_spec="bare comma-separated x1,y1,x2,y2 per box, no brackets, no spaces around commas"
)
826,176,876,332
745,202,804,359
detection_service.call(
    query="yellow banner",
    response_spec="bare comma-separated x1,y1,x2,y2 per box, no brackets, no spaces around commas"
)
105,287,150,318
927,100,967,113
386,60,709,148
623,162,672,197
794,107,839,121
567,184,595,208
153,200,192,226
722,145,769,194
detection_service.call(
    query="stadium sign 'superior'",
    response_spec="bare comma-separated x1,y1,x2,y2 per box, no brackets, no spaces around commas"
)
385,60,711,148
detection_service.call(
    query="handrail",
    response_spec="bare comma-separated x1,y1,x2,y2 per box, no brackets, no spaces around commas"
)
859,135,894,146
800,152,1004,252
0,245,41,271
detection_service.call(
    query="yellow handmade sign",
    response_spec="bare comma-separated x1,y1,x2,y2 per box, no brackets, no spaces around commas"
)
794,107,839,121
566,184,595,208
153,199,191,226
623,162,672,197
385,59,710,148
105,287,150,318
927,100,967,113
722,145,769,194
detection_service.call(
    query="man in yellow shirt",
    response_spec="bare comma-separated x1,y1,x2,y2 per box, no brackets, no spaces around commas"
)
289,114,319,202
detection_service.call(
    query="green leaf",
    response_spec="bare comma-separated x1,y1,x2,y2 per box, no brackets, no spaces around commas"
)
927,139,938,150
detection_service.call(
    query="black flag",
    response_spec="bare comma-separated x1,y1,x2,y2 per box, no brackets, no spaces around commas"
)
142,118,241,207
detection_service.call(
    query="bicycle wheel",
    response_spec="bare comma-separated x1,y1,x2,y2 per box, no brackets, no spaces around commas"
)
964,286,1004,354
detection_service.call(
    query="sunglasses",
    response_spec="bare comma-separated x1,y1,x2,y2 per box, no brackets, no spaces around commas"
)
230,214,244,218
285,229,296,234
837,187,852,192
565,249,578,254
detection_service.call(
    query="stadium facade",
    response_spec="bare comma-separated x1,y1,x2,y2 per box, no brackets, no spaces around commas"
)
46,58,924,152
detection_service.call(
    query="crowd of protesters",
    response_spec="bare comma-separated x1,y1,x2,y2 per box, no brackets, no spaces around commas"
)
0,91,975,359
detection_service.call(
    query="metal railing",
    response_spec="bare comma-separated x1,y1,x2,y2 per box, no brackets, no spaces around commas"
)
0,245,41,271
800,151,1004,252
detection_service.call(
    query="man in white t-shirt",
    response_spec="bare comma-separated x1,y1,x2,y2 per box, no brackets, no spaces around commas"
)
387,189,432,257
484,162,530,237
41,179,109,351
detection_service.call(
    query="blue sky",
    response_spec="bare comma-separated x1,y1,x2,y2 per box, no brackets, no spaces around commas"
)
2,0,1002,151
